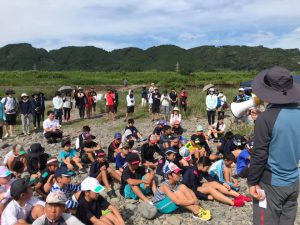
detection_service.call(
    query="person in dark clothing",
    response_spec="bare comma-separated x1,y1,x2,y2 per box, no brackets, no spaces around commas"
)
151,87,161,121
169,88,178,110
248,66,300,225
32,93,42,129
217,131,234,155
182,157,248,207
152,120,165,140
107,132,122,163
77,177,124,225
28,143,50,175
159,125,175,150
179,88,188,112
76,87,87,119
141,86,148,107
89,87,97,114
172,122,184,136
223,134,246,158
113,89,119,114
19,93,32,135
89,150,120,198
140,134,163,169
39,92,46,121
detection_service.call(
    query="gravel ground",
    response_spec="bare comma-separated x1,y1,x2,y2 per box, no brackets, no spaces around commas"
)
1,109,300,225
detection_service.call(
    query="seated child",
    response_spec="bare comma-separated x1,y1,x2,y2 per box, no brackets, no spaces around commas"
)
3,144,28,177
223,134,246,158
59,139,86,174
152,162,211,221
80,132,101,163
1,178,45,225
50,166,81,209
115,143,130,174
28,143,50,179
120,153,155,203
217,131,234,155
121,129,135,149
170,107,181,126
152,120,166,140
207,117,226,141
156,147,180,177
0,166,14,215
208,154,239,191
89,150,120,198
107,132,122,163
236,140,253,178
183,157,250,206
34,157,59,198
76,177,125,225
125,119,146,141
159,125,176,150
171,120,184,136
141,134,163,169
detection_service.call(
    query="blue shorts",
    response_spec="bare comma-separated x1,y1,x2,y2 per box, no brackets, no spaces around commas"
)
155,197,178,214
124,175,151,200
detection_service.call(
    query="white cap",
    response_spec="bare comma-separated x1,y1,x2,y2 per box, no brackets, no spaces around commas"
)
21,93,29,98
238,88,245,91
81,177,105,193
209,88,214,92
46,190,67,205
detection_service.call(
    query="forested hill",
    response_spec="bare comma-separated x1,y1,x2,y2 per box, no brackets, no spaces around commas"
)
0,43,300,72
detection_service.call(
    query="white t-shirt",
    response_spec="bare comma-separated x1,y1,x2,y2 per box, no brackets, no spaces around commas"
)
161,94,171,107
1,97,18,114
52,96,63,110
126,95,135,107
32,213,84,225
43,118,60,134
1,197,45,225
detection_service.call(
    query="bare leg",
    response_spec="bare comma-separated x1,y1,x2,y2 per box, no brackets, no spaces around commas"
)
173,186,199,214
107,168,121,183
223,166,232,183
197,185,233,206
203,181,239,197
87,153,95,163
130,185,150,202
100,170,111,190
73,157,83,169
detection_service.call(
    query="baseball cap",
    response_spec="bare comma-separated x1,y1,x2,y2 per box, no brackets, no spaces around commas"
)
196,125,203,131
0,166,12,178
126,153,140,165
47,157,59,165
165,147,177,155
54,167,75,178
81,177,105,193
191,134,200,143
149,134,157,144
114,132,122,139
238,87,245,91
10,178,31,199
46,191,67,205
163,162,182,175
163,125,171,131
157,120,166,126
95,149,106,157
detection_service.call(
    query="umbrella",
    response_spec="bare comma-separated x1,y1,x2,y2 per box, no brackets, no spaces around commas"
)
58,86,73,93
202,84,214,92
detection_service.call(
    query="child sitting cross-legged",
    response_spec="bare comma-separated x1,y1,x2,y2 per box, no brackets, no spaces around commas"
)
183,157,251,207
152,162,211,221
59,139,87,174
115,142,131,175
89,150,121,198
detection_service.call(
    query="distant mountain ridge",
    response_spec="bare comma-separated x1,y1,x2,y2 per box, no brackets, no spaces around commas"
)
0,43,300,71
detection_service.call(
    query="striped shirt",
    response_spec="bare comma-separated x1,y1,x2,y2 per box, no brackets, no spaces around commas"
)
50,182,80,209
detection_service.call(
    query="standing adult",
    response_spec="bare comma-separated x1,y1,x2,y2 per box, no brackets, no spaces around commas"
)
76,87,87,119
248,66,300,225
104,89,115,121
160,90,171,121
123,78,128,87
52,91,63,125
125,90,135,121
63,92,72,122
141,86,148,107
89,87,97,115
19,93,32,135
113,89,119,114
151,87,161,122
205,88,218,125
39,92,46,121
179,87,188,113
1,89,18,138
0,98,5,142
169,88,178,110
31,93,42,130
85,88,94,119
233,88,250,103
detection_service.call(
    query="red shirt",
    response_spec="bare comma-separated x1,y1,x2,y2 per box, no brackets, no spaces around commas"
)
105,93,115,106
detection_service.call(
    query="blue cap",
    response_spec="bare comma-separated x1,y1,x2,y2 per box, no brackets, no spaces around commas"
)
165,147,177,155
54,166,75,178
114,132,122,139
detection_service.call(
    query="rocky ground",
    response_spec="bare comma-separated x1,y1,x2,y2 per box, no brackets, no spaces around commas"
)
1,108,300,225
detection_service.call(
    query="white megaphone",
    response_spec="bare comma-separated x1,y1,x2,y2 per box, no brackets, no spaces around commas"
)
231,94,262,118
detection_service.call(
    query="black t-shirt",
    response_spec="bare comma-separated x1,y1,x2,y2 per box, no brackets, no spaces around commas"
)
120,166,146,194
39,168,53,184
76,192,110,225
169,92,178,105
172,126,184,135
107,140,121,163
152,93,161,106
140,143,162,163
89,160,109,178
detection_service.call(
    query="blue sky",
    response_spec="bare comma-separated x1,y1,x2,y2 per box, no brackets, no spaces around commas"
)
1,0,300,51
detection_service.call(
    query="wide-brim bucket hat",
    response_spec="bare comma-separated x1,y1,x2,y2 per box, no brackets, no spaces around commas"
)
252,66,300,104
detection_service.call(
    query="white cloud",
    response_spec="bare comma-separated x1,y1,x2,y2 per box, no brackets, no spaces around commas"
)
0,0,300,50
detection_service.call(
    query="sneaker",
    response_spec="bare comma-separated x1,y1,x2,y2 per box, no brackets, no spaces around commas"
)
107,189,117,198
238,194,252,203
233,197,244,207
192,208,211,221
